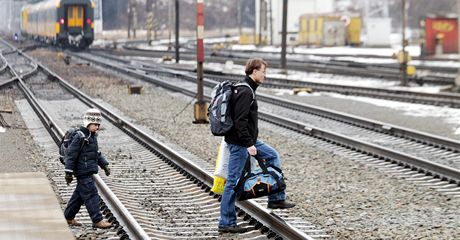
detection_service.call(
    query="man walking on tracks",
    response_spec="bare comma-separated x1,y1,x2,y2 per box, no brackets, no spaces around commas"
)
218,58,295,234
64,108,112,229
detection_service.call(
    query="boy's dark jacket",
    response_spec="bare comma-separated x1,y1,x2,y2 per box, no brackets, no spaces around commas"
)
225,75,259,147
64,126,108,177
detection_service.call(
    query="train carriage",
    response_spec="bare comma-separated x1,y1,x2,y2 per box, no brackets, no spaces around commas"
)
20,0,94,49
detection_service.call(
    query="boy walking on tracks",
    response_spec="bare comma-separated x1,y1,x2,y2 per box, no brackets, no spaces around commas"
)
64,108,112,229
218,58,295,233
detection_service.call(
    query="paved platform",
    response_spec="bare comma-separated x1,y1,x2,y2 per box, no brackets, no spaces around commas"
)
0,172,73,240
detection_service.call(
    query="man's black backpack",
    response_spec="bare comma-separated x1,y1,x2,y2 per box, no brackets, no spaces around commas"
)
208,80,254,136
58,128,87,165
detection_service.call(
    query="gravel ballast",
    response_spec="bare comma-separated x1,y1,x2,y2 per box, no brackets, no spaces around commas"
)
27,49,460,239
0,87,43,173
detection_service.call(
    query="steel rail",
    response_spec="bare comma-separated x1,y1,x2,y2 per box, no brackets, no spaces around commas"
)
259,111,460,183
64,52,315,240
115,46,452,85
91,52,460,153
74,52,460,185
123,42,460,74
7,48,150,240
151,63,460,107
0,54,8,73
93,50,460,109
205,73,460,108
34,63,151,240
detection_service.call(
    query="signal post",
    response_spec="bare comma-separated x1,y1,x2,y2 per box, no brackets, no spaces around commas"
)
193,0,208,124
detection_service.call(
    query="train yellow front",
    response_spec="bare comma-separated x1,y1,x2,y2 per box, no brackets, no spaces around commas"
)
20,0,94,49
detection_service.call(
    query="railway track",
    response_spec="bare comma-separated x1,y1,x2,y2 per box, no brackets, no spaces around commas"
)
72,50,460,193
92,50,460,109
2,39,325,240
124,40,460,77
115,44,454,86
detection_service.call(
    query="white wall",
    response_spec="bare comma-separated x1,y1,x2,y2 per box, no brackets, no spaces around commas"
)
94,0,103,34
0,0,26,33
365,18,391,46
256,0,334,45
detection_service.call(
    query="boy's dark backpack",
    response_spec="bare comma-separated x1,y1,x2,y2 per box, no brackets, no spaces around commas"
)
208,80,254,136
58,128,87,165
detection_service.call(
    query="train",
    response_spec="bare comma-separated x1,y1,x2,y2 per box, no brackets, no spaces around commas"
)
20,0,94,49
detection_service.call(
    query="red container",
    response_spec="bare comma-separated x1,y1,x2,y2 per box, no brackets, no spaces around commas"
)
425,15,458,55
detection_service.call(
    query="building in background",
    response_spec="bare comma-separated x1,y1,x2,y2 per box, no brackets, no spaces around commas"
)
0,0,27,34
94,0,103,34
424,14,458,55
253,0,335,45
363,0,391,46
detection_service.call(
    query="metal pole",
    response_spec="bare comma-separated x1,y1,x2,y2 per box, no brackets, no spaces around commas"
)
219,0,223,35
194,0,208,124
269,0,273,45
401,0,408,86
258,0,263,45
153,0,157,40
8,0,12,32
175,0,180,63
280,0,288,70
237,0,241,37
168,1,172,50
254,0,258,45
128,1,132,38
146,0,153,45
133,6,137,38
456,0,460,89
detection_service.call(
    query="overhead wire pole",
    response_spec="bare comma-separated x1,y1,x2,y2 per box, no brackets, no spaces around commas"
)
175,0,180,63
280,0,288,71
128,0,132,38
400,0,408,86
168,1,172,50
269,0,273,45
237,0,241,37
146,0,153,45
258,0,263,45
193,0,208,124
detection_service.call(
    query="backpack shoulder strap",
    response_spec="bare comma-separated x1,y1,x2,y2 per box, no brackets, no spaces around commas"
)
76,130,85,139
74,130,88,150
233,82,255,104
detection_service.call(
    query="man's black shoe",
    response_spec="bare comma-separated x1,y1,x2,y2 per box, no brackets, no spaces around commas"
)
267,200,296,209
218,225,249,233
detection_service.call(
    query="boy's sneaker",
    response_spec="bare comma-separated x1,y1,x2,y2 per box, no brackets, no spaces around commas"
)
66,219,82,226
267,200,296,209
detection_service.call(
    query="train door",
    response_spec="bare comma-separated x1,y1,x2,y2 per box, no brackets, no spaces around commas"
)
67,5,84,34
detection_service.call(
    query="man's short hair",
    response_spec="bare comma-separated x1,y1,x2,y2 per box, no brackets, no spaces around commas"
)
245,58,268,75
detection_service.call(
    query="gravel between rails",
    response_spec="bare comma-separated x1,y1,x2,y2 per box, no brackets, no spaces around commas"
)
28,48,460,240
0,87,44,173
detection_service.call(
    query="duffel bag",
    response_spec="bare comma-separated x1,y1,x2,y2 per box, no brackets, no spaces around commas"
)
234,156,286,201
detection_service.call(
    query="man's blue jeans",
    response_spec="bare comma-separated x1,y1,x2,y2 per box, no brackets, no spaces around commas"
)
219,139,285,227
64,175,103,223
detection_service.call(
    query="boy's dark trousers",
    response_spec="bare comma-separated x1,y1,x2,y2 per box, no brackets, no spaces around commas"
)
64,175,103,223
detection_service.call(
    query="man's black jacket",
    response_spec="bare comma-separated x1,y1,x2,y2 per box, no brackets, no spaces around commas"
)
225,75,259,147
